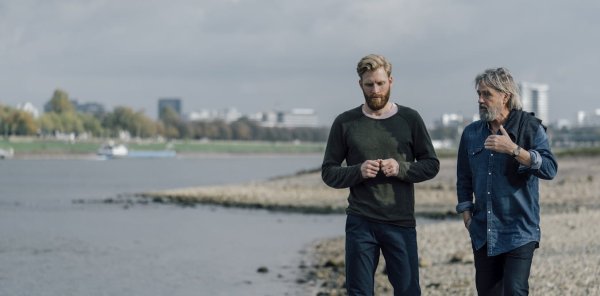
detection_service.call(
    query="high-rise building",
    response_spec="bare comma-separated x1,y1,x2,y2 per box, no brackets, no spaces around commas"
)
519,82,549,123
158,98,182,120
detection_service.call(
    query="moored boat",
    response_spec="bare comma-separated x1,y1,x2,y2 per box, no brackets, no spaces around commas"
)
0,147,14,159
97,142,128,158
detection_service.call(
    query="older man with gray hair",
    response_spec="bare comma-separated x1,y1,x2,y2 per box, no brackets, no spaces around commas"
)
456,67,558,295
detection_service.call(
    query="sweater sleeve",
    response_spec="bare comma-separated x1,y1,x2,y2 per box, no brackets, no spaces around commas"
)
321,116,364,189
395,110,440,183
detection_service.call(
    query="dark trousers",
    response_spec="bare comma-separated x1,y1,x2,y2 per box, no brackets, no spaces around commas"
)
345,214,421,296
473,242,537,296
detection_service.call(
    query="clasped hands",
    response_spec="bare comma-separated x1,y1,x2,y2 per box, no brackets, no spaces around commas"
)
361,158,399,178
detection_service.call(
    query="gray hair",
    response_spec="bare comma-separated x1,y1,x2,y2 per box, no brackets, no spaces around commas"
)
475,67,522,110
357,54,392,79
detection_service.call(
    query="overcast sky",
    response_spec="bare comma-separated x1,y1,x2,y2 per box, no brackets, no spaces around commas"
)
1,0,598,126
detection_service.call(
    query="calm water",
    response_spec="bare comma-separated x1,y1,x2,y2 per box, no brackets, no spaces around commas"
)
0,155,346,296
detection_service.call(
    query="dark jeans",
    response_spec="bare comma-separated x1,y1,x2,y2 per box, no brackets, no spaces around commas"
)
345,214,420,296
473,242,537,296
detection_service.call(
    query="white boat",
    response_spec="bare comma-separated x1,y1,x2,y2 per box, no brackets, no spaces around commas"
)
0,147,14,159
97,143,128,158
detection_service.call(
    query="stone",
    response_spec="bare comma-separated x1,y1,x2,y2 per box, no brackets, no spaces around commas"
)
449,251,474,264
419,257,431,268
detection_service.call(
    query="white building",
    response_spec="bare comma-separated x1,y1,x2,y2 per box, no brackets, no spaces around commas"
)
577,109,600,127
186,109,218,122
519,82,549,123
440,113,464,127
16,102,40,118
281,108,319,128
257,108,319,128
186,108,242,123
186,107,320,127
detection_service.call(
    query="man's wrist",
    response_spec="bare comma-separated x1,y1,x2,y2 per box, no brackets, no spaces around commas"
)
511,145,521,157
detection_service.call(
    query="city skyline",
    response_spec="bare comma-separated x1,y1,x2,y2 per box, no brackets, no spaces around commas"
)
11,93,600,130
2,1,599,126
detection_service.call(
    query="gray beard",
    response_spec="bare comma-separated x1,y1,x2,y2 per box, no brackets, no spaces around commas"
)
479,106,499,122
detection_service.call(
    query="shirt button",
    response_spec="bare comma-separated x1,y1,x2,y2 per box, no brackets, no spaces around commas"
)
488,229,491,232
487,192,490,194
488,172,491,175
491,153,494,156
488,211,491,214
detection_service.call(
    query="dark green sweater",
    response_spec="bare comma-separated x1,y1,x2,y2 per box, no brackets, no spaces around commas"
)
321,104,439,226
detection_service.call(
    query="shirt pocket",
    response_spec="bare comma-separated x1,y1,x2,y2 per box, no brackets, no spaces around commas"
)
467,146,485,174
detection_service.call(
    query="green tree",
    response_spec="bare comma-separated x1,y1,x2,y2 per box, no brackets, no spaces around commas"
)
231,118,254,140
10,110,37,135
0,105,38,136
38,112,84,135
79,113,104,137
102,106,157,138
46,89,75,113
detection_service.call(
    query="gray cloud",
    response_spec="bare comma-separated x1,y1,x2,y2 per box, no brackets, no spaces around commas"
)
1,0,598,125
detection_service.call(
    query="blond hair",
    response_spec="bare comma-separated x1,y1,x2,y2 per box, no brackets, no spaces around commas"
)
357,54,392,79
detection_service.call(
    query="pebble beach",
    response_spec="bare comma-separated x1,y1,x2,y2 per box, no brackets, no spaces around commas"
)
139,156,600,295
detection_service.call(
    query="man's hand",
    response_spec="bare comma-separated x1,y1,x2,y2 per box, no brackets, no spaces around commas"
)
484,125,517,154
360,160,381,178
380,158,399,177
462,210,472,229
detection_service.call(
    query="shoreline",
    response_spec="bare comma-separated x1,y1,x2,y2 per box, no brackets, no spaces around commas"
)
3,151,325,160
36,153,599,294
129,155,600,295
135,156,600,216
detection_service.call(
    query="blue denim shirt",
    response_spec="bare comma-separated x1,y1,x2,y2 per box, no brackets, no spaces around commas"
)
456,117,557,256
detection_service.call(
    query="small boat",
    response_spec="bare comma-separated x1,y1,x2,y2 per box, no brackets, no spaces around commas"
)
0,147,14,159
97,142,128,158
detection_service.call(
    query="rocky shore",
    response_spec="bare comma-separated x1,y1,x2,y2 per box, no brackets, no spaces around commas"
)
137,156,600,295
302,210,600,295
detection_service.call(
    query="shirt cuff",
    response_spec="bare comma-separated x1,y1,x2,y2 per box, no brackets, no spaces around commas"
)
517,150,542,171
528,150,542,169
456,201,473,213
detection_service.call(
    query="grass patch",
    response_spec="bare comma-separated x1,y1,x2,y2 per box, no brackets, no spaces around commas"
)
1,137,326,155
3,137,599,156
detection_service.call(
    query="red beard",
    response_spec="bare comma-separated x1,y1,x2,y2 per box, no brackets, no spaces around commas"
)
364,92,390,111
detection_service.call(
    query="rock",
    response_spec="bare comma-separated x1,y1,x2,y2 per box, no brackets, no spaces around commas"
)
426,282,441,289
449,250,474,264
323,259,343,269
257,266,269,273
419,257,431,268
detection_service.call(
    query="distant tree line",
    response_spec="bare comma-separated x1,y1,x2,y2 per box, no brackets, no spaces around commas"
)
1,89,328,142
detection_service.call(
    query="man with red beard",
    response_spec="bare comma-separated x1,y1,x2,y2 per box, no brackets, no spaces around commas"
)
322,54,439,295
456,68,557,295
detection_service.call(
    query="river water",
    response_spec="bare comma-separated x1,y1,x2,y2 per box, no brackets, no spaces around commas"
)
0,155,346,296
